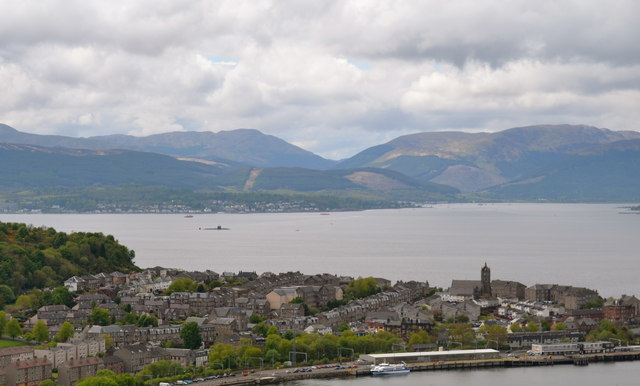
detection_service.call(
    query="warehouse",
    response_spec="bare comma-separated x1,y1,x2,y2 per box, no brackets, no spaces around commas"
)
359,349,500,364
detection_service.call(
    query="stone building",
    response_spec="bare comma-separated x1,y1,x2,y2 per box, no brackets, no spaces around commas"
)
0,346,35,368
5,358,52,386
58,357,104,386
491,280,526,300
604,295,640,323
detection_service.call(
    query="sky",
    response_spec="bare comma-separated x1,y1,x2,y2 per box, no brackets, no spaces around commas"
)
1,1,639,160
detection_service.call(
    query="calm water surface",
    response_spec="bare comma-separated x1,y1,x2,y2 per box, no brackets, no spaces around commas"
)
1,203,638,296
3,203,639,383
294,361,639,386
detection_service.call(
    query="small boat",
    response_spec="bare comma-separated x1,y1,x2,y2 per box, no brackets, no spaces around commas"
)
184,215,194,218
201,225,229,230
370,362,410,376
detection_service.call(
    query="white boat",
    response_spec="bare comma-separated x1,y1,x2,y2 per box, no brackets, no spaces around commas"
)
370,362,410,376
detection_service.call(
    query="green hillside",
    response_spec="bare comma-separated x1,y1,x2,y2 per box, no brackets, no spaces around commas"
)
0,143,229,190
334,125,640,195
0,222,139,299
478,140,640,202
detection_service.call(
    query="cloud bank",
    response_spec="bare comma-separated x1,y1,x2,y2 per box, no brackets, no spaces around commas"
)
1,0,638,159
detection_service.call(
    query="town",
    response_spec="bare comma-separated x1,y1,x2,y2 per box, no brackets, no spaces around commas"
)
0,264,638,385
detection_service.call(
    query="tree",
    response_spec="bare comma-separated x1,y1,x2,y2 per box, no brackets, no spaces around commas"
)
165,278,197,294
181,322,202,349
137,314,158,327
139,360,183,379
90,308,112,326
0,285,15,309
123,312,139,325
55,321,75,342
526,321,540,332
510,323,523,333
481,324,507,348
253,322,268,336
99,333,114,351
408,330,432,346
345,277,380,299
6,318,22,338
552,322,566,331
0,310,6,335
52,287,75,307
33,320,49,342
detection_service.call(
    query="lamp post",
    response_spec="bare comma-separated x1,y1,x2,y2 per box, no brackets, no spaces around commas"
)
449,341,462,349
338,347,354,363
487,339,499,350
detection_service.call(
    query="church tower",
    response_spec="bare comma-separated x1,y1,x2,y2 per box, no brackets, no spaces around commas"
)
481,262,492,297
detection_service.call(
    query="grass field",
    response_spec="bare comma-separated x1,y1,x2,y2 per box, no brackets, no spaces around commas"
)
0,339,28,348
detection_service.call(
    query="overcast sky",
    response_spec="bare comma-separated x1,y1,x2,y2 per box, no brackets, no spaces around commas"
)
1,1,639,159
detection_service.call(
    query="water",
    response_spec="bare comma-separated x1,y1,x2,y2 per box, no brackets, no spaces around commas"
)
1,204,637,297
293,361,639,386
3,203,639,383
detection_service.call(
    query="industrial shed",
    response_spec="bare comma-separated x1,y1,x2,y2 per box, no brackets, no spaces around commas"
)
359,349,500,364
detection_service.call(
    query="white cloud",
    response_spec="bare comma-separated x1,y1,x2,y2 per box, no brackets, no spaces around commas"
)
0,0,638,159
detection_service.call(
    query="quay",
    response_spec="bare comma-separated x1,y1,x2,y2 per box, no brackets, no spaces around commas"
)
195,351,640,385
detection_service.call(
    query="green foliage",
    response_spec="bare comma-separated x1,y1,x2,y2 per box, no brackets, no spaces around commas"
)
525,321,540,332
99,334,114,351
90,308,112,326
345,277,381,299
210,329,406,367
136,314,158,328
0,338,28,348
479,323,508,348
253,322,268,336
6,318,22,338
586,319,634,344
165,278,197,295
0,310,6,335
552,322,566,331
584,298,605,309
138,360,183,379
181,322,202,349
33,320,49,342
408,330,433,346
55,321,75,342
248,313,266,324
38,380,57,386
447,323,474,345
76,370,143,386
0,285,15,309
0,222,138,296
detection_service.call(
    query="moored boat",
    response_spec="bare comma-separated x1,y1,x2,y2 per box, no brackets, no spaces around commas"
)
370,362,410,376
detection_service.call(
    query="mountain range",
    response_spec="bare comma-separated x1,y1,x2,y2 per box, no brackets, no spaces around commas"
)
1,123,639,203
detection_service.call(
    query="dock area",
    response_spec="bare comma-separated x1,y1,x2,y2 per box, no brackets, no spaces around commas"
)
197,351,640,385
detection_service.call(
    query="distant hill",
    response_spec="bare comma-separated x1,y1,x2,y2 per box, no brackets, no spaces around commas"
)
0,143,458,204
335,124,640,196
479,139,640,201
3,123,639,203
0,124,336,169
239,166,458,201
0,143,231,190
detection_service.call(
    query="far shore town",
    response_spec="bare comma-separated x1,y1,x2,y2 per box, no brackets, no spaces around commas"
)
1,264,639,385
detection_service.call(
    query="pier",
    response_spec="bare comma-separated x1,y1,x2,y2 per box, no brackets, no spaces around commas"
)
196,351,640,385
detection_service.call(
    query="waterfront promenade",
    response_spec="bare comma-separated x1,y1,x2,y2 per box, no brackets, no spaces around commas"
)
188,350,640,385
